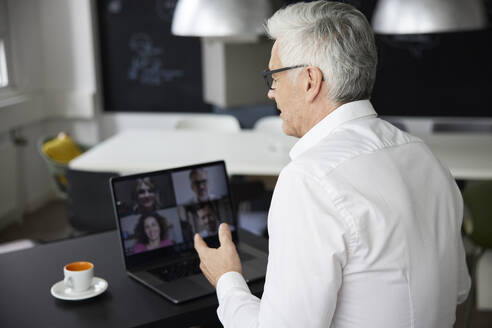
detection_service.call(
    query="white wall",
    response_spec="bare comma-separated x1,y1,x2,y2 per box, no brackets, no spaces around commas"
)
0,0,45,132
40,0,97,118
8,0,44,91
0,0,100,229
0,131,21,229
0,0,46,227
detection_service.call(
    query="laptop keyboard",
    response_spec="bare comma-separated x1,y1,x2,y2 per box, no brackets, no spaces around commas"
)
149,251,256,282
150,257,202,282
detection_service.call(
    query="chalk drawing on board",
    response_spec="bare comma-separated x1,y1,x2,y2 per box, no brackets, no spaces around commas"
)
380,34,440,58
127,33,184,86
156,0,177,22
107,0,122,14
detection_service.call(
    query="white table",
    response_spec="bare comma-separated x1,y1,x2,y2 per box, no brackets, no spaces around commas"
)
418,133,492,180
70,129,492,180
70,129,297,176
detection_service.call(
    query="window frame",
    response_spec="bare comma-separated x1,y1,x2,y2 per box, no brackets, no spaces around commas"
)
0,0,23,107
0,0,15,96
0,38,9,88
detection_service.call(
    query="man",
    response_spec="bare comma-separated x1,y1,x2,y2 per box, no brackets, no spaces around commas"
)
194,1,470,327
187,168,216,203
195,202,219,237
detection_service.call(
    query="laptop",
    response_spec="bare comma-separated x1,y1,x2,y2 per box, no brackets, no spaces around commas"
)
110,160,268,304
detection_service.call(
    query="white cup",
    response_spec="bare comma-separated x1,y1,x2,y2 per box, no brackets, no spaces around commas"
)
63,261,94,292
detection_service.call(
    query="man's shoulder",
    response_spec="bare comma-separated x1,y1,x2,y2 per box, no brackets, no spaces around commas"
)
326,117,423,158
287,119,424,180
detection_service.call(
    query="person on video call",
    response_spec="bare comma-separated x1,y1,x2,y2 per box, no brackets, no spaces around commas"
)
187,168,217,204
195,202,219,238
132,212,174,254
133,177,161,214
179,214,194,242
194,1,470,327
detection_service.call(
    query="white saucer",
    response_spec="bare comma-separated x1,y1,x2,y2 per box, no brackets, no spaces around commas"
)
50,277,108,301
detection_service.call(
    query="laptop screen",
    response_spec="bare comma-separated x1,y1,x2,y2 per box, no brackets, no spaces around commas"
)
110,161,237,267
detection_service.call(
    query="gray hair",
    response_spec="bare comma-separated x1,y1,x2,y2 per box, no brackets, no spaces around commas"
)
265,1,377,104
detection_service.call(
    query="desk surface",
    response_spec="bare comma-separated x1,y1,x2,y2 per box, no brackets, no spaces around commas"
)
70,129,492,180
70,129,296,176
0,230,266,328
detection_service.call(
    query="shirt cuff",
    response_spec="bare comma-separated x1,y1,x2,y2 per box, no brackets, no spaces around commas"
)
216,271,250,302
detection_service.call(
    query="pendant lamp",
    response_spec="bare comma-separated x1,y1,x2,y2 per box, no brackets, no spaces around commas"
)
171,0,273,38
372,0,487,34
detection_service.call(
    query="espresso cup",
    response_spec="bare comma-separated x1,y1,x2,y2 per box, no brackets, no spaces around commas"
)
63,261,94,292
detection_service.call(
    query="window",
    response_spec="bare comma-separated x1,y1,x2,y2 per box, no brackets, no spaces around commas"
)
0,39,8,88
0,0,9,89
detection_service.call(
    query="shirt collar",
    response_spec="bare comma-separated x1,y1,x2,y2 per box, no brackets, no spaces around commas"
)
289,100,377,160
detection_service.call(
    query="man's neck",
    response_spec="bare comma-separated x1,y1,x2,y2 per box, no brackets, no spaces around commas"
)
300,99,341,137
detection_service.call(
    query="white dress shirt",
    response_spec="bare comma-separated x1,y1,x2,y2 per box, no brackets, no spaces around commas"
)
216,100,470,328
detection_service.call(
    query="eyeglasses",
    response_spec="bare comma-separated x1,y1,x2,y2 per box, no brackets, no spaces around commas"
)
192,179,207,187
262,65,307,90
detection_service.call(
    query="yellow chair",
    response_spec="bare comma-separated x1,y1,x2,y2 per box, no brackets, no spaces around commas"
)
38,133,89,197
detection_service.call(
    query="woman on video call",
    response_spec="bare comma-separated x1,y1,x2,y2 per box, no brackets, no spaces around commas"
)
133,177,161,215
132,212,174,253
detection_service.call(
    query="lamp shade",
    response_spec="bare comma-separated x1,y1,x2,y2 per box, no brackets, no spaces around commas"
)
372,0,488,34
171,0,272,37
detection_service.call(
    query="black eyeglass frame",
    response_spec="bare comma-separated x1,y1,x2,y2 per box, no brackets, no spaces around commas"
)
262,65,307,90
262,65,325,90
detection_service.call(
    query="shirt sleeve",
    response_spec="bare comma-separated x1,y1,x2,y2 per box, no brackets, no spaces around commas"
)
457,196,471,304
456,238,471,304
216,165,351,328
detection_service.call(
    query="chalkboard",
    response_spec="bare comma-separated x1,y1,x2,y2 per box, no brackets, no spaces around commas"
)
96,0,212,113
371,28,492,118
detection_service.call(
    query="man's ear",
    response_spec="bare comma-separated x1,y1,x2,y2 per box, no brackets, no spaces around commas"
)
304,66,324,103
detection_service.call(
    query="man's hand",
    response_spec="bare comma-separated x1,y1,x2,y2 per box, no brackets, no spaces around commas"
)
194,223,242,288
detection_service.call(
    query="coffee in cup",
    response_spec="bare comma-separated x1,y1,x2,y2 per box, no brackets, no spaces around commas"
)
63,261,94,292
